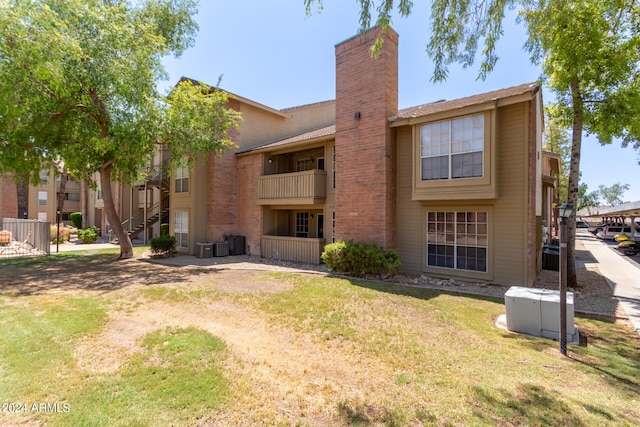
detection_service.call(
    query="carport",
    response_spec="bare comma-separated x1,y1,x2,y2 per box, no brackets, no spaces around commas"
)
580,200,640,225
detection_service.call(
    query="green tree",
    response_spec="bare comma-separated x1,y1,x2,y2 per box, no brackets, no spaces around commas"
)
577,183,600,214
543,117,571,204
598,182,630,206
311,0,640,287
0,0,240,258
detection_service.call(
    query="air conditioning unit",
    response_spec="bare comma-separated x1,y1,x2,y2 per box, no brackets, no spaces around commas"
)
213,241,229,257
195,242,213,258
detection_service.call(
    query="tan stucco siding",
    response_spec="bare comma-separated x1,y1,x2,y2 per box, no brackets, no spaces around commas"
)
396,126,424,273
492,103,529,285
235,100,335,150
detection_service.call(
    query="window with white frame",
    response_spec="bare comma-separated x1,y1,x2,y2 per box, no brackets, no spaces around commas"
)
175,163,189,193
295,212,309,237
426,211,488,272
332,146,336,189
38,212,47,221
39,171,49,185
421,114,484,181
174,211,189,248
38,191,48,206
65,192,80,201
332,211,335,243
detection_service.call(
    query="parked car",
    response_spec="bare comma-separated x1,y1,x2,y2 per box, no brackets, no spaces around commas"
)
576,221,590,229
589,222,623,234
596,225,640,240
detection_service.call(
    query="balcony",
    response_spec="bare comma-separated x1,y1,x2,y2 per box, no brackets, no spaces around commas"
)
261,235,326,265
258,169,327,205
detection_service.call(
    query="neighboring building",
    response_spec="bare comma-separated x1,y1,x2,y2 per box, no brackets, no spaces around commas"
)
170,26,549,287
0,176,18,219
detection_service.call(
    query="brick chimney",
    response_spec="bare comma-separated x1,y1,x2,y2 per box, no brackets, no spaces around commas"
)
334,26,398,248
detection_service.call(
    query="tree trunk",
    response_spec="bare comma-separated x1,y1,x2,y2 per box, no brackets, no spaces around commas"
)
99,163,133,259
16,177,27,219
80,174,89,229
57,170,68,225
567,76,584,288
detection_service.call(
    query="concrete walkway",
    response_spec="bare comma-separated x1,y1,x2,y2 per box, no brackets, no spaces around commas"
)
577,230,640,334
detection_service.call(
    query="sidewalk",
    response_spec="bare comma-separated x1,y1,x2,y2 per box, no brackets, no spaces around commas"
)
577,230,640,334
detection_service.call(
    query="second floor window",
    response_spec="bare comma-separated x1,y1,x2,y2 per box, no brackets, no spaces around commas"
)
421,114,484,181
175,163,189,193
39,171,49,185
38,191,48,206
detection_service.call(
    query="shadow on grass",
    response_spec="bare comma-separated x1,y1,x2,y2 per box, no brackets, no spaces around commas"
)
0,252,214,296
328,273,504,305
470,383,606,426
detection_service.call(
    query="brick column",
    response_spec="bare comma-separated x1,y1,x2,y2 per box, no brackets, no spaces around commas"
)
334,26,398,248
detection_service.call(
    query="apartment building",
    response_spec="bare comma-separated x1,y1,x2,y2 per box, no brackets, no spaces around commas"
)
170,26,554,287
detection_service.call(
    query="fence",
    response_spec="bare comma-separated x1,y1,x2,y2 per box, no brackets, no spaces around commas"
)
0,218,51,259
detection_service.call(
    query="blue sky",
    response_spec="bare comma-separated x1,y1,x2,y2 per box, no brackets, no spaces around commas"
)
161,0,640,203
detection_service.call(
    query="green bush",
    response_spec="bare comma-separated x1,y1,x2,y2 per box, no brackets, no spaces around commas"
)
77,226,99,243
321,240,401,277
160,223,169,236
150,235,177,256
70,212,83,229
50,224,70,243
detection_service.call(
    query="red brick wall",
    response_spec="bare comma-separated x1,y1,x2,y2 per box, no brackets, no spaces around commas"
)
1,177,18,218
206,150,237,242
237,154,263,256
334,27,398,248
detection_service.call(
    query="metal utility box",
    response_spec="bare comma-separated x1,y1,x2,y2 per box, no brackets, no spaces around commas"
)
196,242,213,258
227,235,246,255
505,286,578,343
213,241,229,257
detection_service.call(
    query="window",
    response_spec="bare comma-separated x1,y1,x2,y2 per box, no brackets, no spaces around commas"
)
317,157,325,171
332,211,336,243
296,159,312,172
421,114,484,181
296,212,309,237
332,146,336,189
175,163,189,193
38,212,47,221
65,192,80,201
96,182,102,200
426,211,488,272
38,191,48,206
174,211,189,248
39,171,49,185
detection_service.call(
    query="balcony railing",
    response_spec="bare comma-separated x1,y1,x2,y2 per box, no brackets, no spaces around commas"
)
258,169,327,204
261,235,326,265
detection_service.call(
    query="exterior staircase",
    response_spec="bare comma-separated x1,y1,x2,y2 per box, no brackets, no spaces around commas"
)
122,164,170,239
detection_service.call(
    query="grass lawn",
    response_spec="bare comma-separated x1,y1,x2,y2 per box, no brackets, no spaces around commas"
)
0,249,639,426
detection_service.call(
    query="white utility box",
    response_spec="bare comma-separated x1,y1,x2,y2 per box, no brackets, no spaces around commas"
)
505,286,578,343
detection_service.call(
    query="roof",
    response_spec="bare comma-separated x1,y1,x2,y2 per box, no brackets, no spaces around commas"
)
236,125,336,155
390,82,540,124
178,76,292,118
235,82,540,155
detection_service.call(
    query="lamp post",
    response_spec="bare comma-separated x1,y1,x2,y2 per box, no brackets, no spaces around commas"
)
558,202,573,356
56,209,61,253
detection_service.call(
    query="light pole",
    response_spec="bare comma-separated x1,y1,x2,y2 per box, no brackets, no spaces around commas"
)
56,208,61,253
558,202,573,356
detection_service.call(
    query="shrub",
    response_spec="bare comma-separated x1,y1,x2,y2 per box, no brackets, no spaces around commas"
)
321,240,401,277
70,212,83,229
150,235,176,256
77,226,99,243
50,224,70,243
